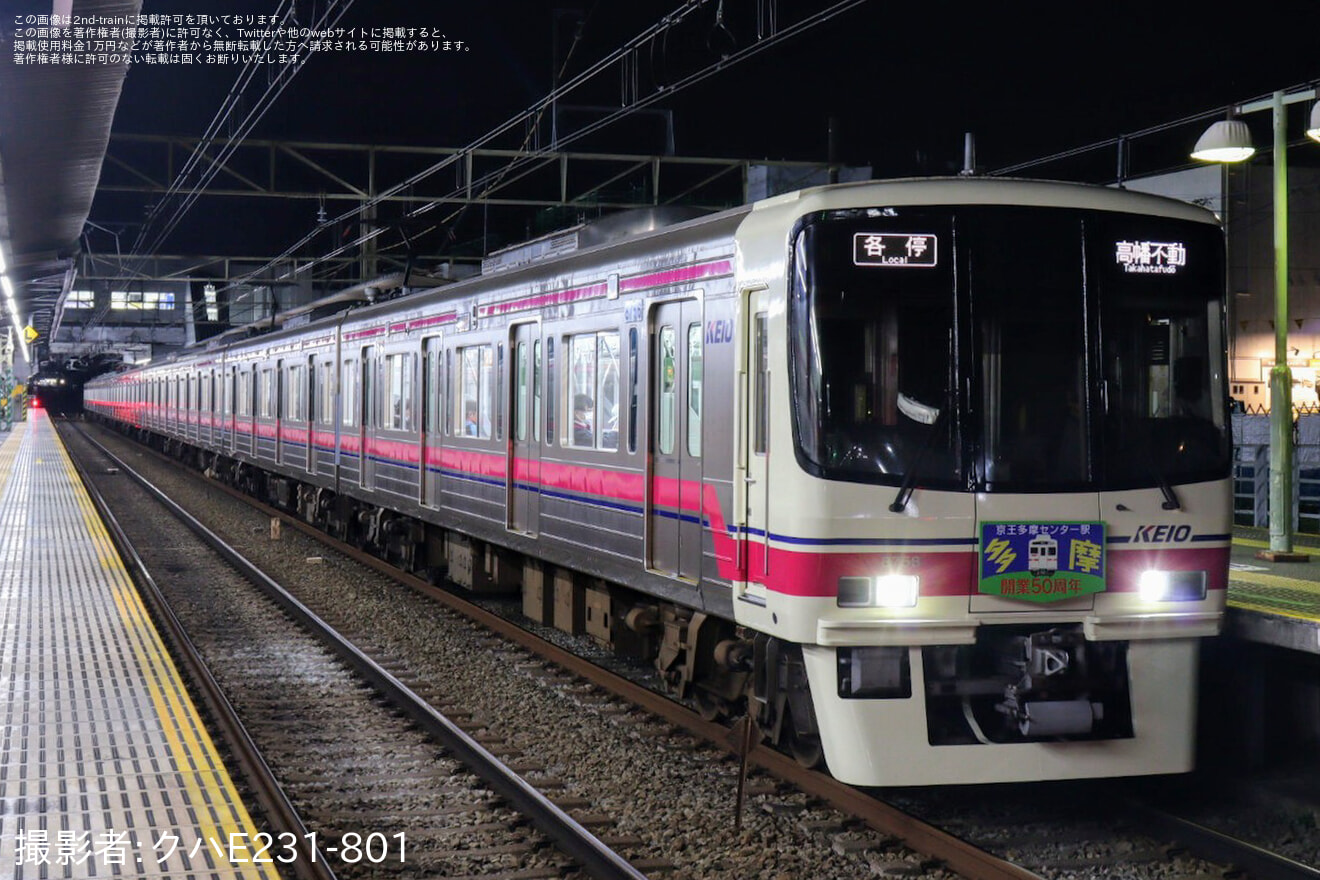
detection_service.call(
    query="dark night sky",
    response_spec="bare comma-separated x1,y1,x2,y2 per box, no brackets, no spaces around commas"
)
109,2,1320,165
95,0,1320,259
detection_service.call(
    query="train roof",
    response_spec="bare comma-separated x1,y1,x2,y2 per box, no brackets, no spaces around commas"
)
751,176,1221,226
94,176,1219,380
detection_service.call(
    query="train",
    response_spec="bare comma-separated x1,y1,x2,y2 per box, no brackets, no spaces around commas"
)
85,177,1232,786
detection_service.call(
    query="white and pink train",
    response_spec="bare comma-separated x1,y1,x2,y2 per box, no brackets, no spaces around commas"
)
86,177,1231,785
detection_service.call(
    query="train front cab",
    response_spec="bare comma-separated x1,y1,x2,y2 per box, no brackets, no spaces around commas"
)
730,179,1230,786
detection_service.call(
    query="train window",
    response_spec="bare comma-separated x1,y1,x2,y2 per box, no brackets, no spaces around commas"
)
754,313,769,455
237,371,252,417
545,338,556,444
382,352,414,431
1090,213,1229,486
445,349,453,435
402,353,415,431
569,331,620,450
789,212,958,487
657,325,677,455
458,345,493,438
361,350,376,428
687,323,702,457
628,328,638,453
533,340,542,443
515,341,529,442
496,344,505,441
971,208,1228,490
341,359,358,428
596,333,619,451
287,365,306,421
569,334,596,446
424,340,443,435
259,369,277,419
284,366,296,421
317,361,334,425
973,213,1086,487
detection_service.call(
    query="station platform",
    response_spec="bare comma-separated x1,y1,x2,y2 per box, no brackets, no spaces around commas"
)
0,409,279,879
1227,527,1320,654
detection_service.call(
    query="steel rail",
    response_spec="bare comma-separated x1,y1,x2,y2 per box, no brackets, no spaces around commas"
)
1125,801,1320,880
58,422,339,880
66,421,651,880
74,420,1043,880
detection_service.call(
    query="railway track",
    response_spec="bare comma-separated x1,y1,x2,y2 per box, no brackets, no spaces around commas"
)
885,779,1320,880
64,417,1320,879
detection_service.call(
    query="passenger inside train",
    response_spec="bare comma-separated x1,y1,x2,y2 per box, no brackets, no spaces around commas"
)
573,394,594,446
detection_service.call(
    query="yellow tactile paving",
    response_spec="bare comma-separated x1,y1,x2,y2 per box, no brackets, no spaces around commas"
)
1228,569,1320,620
0,410,281,879
1229,535,1320,622
1232,535,1320,556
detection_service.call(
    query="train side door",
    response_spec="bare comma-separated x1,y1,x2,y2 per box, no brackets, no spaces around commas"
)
508,323,541,535
420,336,443,508
648,299,704,582
739,288,771,602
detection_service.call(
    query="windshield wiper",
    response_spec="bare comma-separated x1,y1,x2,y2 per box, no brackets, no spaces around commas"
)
1155,469,1182,510
889,406,947,513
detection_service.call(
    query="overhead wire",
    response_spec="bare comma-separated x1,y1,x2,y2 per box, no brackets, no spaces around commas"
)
130,0,297,256
216,0,869,297
128,0,359,264
98,0,361,332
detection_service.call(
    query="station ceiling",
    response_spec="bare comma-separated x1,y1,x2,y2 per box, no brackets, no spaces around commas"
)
0,0,140,364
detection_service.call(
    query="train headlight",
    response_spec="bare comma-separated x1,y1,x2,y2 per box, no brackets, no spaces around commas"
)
1137,570,1207,603
837,574,919,608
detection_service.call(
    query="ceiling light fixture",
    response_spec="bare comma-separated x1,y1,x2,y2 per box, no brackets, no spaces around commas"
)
1190,119,1256,162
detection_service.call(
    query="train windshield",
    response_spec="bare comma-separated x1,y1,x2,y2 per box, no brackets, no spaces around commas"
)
789,211,961,487
1089,211,1229,490
789,205,1228,492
